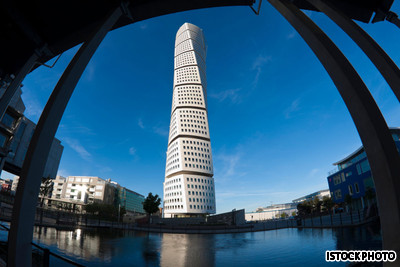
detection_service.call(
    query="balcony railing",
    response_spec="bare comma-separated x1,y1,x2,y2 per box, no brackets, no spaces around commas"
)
327,168,338,176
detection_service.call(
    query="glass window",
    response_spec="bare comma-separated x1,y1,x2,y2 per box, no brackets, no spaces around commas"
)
1,113,16,128
333,175,341,185
348,185,353,195
360,160,370,173
355,183,360,193
356,164,362,175
0,133,7,148
334,189,342,199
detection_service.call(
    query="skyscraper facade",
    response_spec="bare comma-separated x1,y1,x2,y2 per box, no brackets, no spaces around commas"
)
163,23,216,218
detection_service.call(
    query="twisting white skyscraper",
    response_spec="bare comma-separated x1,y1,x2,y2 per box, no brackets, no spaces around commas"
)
163,23,216,218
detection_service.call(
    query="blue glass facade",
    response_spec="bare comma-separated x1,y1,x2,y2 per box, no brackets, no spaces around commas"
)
115,187,145,214
327,131,400,205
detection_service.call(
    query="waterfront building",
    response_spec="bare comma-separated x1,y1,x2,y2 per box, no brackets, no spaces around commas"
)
51,175,67,199
292,189,331,204
327,127,400,210
12,175,54,199
114,186,145,214
60,176,115,204
246,203,297,221
46,176,146,214
163,23,216,218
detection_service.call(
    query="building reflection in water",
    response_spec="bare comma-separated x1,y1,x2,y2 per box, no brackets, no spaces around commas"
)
33,226,125,262
160,233,216,267
333,222,382,251
27,223,382,266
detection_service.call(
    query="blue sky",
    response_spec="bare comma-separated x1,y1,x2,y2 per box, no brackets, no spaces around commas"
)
4,3,400,213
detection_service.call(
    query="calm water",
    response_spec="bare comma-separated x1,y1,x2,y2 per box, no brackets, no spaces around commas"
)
1,223,383,266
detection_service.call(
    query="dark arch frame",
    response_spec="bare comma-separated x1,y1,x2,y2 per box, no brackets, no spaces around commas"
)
2,0,399,265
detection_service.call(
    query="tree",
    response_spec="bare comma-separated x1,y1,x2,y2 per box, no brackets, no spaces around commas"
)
39,177,53,207
280,212,288,219
84,202,124,221
143,193,161,216
322,196,334,212
313,197,322,214
297,201,312,217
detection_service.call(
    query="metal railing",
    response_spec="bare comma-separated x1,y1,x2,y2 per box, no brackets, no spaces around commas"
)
327,168,339,176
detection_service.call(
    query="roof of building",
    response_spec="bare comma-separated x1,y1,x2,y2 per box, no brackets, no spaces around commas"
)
332,127,400,166
292,189,330,203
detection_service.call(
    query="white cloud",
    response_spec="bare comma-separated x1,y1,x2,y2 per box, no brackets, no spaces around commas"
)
153,126,168,137
138,118,145,129
287,30,296,39
64,138,92,161
252,55,271,70
139,23,148,30
284,98,301,119
129,147,136,156
214,152,244,182
99,166,112,173
210,88,242,104
85,63,95,81
252,55,272,87
309,168,319,177
21,88,43,122
58,124,96,135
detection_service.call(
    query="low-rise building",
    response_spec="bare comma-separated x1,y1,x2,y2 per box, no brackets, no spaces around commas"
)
292,189,330,204
327,127,400,210
52,175,67,200
12,174,146,214
12,176,54,199
246,203,297,221
115,186,145,215
53,176,115,205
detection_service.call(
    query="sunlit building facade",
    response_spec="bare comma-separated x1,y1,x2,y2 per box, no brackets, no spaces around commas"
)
163,23,216,218
327,128,400,210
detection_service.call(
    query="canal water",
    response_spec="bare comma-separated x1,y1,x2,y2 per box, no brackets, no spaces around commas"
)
1,222,383,266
